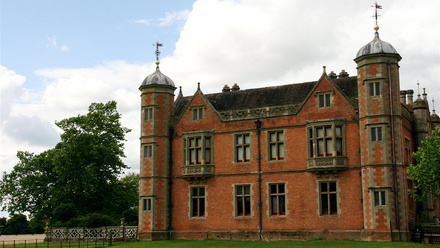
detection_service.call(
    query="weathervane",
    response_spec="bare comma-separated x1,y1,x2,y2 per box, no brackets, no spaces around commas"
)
372,2,382,26
153,41,163,66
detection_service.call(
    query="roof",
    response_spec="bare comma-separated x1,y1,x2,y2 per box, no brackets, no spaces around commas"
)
140,67,175,88
356,32,399,58
173,76,359,121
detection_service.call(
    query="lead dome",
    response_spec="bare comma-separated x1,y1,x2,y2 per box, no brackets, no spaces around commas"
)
356,27,399,58
140,61,175,87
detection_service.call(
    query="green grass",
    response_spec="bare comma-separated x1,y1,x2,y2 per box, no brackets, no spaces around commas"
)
111,239,436,248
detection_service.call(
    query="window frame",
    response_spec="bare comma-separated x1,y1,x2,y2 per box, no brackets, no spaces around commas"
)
369,82,381,97
371,126,383,142
316,91,333,108
234,184,252,218
143,144,154,158
190,186,206,218
307,122,345,158
319,181,338,216
141,197,153,212
182,132,213,166
267,130,286,161
374,190,387,206
269,183,287,217
191,106,205,121
144,107,154,121
234,133,251,163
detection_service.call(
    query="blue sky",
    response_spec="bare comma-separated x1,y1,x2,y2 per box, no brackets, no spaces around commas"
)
2,0,194,90
1,0,439,218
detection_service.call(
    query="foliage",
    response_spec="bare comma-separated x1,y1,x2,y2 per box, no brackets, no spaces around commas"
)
2,214,32,235
76,213,116,228
408,125,440,201
0,101,134,224
29,217,46,234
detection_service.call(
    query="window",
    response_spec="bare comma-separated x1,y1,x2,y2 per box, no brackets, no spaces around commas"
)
235,134,250,163
142,197,152,211
191,187,206,217
235,185,251,217
192,107,204,121
320,181,338,216
183,135,212,165
374,190,386,206
308,124,343,157
369,82,381,96
270,183,286,216
144,107,154,121
268,131,285,161
371,127,383,141
144,145,153,158
318,93,331,108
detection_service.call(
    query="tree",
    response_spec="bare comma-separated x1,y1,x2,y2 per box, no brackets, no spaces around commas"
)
2,214,32,235
408,125,440,201
0,101,132,222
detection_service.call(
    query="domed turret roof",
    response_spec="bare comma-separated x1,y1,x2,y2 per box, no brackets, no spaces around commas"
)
140,61,175,87
356,28,399,58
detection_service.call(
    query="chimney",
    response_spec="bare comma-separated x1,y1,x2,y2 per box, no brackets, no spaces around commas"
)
400,90,407,104
338,69,349,78
407,89,414,104
222,84,231,93
329,71,337,79
422,88,427,101
231,83,240,92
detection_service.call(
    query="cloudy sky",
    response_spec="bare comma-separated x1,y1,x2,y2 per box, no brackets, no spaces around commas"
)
1,0,439,207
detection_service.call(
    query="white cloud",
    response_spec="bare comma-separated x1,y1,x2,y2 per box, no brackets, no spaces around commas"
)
1,0,439,181
46,35,69,52
134,9,190,27
61,45,69,52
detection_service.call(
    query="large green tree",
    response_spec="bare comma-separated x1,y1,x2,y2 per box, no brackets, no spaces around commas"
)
0,101,133,222
408,125,440,201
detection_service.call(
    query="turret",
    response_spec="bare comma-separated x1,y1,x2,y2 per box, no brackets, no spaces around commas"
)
138,43,176,240
354,18,406,240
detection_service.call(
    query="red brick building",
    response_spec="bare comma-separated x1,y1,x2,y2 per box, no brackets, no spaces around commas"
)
138,27,440,241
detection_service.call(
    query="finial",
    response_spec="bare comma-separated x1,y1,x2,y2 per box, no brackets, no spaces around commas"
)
417,81,420,96
433,98,436,111
197,82,200,91
153,41,163,68
323,66,326,74
372,2,382,32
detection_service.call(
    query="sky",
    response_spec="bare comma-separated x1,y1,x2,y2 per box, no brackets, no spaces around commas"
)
1,0,439,217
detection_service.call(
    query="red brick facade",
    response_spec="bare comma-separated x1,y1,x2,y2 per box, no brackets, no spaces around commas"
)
138,34,439,241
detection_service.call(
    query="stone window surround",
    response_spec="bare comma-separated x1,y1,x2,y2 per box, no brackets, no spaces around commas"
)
142,105,157,121
369,186,391,208
315,90,334,109
232,183,254,219
317,180,340,217
306,119,346,158
142,142,156,160
233,132,252,164
182,131,214,166
140,196,154,212
189,185,207,219
266,129,286,162
267,182,288,218
191,105,206,121
365,123,387,142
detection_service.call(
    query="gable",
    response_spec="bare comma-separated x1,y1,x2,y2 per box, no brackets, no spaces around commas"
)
297,75,358,119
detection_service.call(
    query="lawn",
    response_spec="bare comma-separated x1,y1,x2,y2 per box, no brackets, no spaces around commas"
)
111,239,435,248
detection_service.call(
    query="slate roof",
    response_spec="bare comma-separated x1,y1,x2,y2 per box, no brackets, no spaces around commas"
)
173,76,359,119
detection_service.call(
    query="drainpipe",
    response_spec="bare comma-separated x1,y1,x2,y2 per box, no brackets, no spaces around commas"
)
388,60,401,241
168,128,174,240
255,120,263,240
